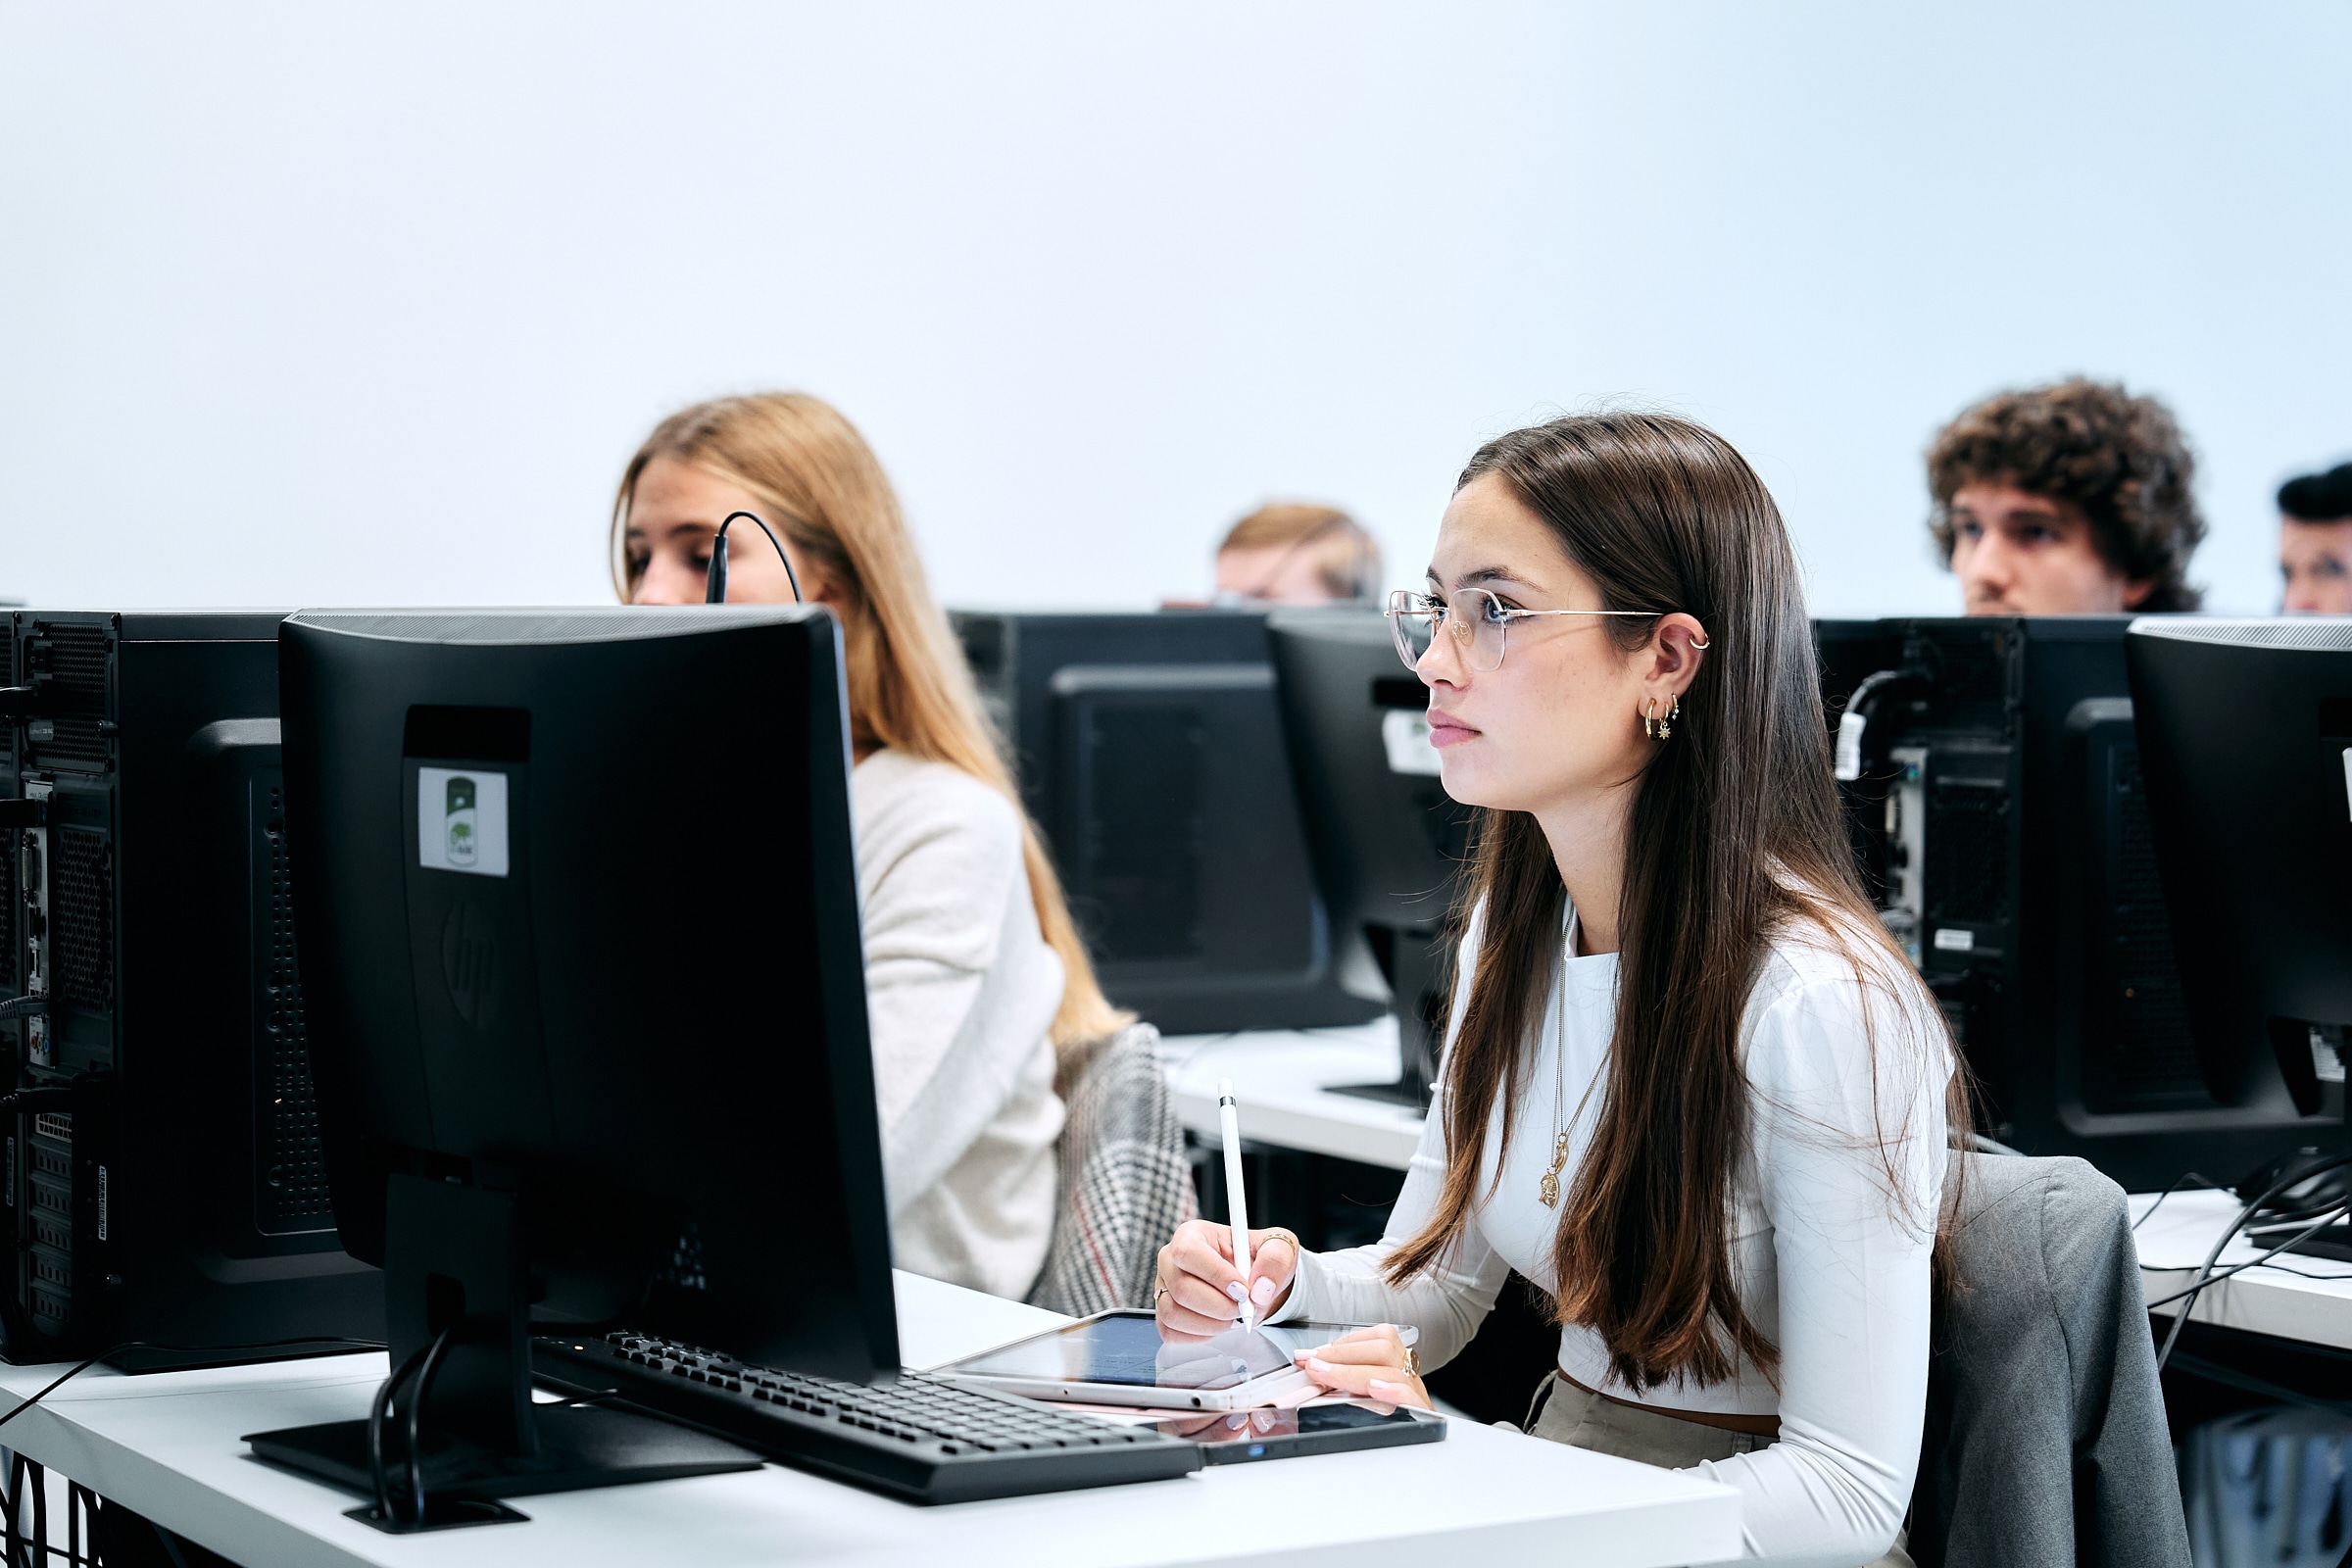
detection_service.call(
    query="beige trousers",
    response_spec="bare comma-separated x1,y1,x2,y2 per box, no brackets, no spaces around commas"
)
1525,1372,1915,1568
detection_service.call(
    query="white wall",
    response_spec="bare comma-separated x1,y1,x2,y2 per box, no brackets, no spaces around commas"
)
2,3,2346,617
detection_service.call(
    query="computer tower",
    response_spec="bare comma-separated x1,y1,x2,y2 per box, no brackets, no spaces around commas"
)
952,611,1382,1036
1,612,382,1368
1818,615,2331,1192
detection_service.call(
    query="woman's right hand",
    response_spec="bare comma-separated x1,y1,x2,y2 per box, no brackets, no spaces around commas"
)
1152,1220,1300,1343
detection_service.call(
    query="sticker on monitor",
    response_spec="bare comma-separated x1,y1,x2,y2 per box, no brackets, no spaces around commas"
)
418,767,509,877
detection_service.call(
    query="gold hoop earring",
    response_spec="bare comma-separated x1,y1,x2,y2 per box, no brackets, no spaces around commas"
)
1642,697,1660,740
1657,695,1676,741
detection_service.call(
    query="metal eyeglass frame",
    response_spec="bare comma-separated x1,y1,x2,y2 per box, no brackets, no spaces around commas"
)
1384,587,1674,673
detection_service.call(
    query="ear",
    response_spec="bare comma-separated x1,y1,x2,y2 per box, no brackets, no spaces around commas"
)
2121,576,2158,611
1637,613,1710,706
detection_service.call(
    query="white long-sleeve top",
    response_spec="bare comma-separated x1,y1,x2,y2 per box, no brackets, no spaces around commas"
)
1272,904,1950,1567
851,748,1065,1302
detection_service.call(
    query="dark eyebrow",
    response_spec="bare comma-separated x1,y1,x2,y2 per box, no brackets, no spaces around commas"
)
1426,564,1544,595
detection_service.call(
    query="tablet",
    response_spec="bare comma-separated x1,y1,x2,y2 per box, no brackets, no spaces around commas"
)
1154,1400,1446,1464
933,1308,1420,1411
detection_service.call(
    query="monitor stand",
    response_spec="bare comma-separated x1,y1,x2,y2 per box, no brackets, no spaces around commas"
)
1328,926,1443,1112
245,1176,761,1533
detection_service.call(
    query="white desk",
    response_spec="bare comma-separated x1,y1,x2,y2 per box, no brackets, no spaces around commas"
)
1174,1034,2352,1350
0,1269,1741,1568
2132,1189,2352,1349
1163,1022,1422,1171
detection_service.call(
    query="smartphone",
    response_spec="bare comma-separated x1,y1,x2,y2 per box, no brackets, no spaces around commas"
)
1154,1400,1446,1463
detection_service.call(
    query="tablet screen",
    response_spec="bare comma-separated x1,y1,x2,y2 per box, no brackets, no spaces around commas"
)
941,1313,1403,1391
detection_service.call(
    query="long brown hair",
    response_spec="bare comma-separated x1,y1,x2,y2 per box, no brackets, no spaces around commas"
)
1382,412,1964,1391
611,392,1131,1054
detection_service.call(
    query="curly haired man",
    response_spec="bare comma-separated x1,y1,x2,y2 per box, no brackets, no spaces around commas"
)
1927,378,2205,614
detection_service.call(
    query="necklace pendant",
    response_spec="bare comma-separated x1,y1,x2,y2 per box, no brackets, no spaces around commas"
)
1538,1171,1561,1209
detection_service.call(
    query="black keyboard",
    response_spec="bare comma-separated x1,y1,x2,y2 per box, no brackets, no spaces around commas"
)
534,1332,1202,1503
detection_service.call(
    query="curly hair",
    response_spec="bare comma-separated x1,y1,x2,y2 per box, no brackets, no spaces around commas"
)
1927,378,2205,612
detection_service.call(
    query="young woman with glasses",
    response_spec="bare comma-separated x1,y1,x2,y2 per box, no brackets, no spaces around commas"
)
1153,413,1964,1567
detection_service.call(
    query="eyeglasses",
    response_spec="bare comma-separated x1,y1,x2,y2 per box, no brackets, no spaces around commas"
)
1384,587,1667,673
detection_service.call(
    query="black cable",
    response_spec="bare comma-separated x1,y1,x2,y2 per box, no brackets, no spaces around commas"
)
2147,1199,2352,1311
2153,1211,2262,1372
2133,1170,2219,1231
0,1336,385,1435
0,1001,46,1025
703,511,803,606
366,1343,434,1528
0,1359,111,1441
2154,1159,2352,1370
402,1327,460,1526
1832,665,1930,781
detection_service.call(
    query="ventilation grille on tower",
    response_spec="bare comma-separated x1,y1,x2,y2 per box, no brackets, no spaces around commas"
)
24,625,110,771
258,786,331,1231
2102,743,2203,1098
50,829,113,1011
1926,783,2011,925
0,823,16,993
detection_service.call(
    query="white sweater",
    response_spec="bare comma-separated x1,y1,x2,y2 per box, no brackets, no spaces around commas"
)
1272,904,1951,1568
851,749,1065,1301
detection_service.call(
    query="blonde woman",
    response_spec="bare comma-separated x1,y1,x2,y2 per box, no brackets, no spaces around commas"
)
614,393,1126,1300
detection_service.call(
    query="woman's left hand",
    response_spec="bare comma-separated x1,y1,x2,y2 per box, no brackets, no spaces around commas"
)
1293,1325,1432,1410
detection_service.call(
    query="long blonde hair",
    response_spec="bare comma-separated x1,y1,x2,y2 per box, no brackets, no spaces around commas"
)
612,392,1131,1054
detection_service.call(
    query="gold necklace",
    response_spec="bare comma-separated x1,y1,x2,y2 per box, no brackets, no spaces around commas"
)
1538,1131,1573,1209
1537,927,1572,1208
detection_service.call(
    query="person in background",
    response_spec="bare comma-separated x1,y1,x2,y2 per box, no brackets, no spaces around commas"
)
2278,463,2352,613
1928,378,2205,614
1212,503,1382,604
612,392,1130,1300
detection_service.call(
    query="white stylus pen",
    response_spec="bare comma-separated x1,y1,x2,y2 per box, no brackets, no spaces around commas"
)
1217,1078,1254,1332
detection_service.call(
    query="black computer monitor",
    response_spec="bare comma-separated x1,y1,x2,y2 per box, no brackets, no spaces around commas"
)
1265,610,1473,1107
251,607,896,1511
952,610,1379,1034
2128,617,2352,1126
1817,615,2332,1192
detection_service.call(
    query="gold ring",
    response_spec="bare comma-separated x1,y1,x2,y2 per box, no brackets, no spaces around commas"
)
1402,1347,1419,1378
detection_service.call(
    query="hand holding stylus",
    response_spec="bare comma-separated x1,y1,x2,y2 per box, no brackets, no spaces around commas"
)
1152,1220,1299,1344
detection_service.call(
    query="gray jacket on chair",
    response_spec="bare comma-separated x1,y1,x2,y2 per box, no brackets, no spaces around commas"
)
1906,1152,2190,1567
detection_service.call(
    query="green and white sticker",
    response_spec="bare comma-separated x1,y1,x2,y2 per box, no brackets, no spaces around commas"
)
418,766,509,877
